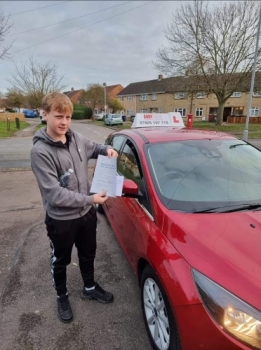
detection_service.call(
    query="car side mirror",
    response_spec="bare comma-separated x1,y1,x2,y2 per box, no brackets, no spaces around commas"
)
122,179,140,198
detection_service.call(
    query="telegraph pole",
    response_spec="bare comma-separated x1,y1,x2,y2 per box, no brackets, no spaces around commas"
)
103,82,107,115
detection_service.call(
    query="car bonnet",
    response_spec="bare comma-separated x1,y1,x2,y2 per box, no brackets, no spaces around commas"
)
163,210,261,311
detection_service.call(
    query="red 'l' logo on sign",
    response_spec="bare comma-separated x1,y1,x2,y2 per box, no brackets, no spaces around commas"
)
173,116,179,123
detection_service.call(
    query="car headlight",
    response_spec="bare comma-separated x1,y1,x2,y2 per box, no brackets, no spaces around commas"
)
192,269,261,349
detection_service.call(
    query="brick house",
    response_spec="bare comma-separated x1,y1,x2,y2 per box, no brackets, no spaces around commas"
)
117,74,261,122
63,88,84,104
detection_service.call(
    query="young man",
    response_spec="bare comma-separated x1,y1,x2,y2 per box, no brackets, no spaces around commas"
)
30,92,118,323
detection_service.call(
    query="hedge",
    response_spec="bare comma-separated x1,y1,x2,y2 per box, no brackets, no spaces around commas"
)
73,104,92,119
72,110,84,120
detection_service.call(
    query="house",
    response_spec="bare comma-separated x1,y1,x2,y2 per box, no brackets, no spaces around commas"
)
117,74,261,122
63,88,84,104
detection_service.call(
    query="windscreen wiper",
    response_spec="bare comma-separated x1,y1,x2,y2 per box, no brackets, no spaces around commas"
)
193,203,261,213
229,144,249,149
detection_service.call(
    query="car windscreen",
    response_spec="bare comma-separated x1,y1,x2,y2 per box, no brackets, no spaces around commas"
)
112,115,121,118
145,139,261,212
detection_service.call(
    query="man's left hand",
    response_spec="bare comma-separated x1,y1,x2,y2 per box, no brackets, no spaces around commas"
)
107,148,118,158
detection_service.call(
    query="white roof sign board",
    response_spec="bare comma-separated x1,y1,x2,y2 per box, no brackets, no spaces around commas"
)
131,112,184,128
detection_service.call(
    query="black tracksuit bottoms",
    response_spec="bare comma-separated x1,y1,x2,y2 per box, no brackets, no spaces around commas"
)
45,206,97,296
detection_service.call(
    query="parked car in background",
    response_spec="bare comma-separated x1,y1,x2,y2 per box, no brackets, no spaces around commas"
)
104,113,123,126
23,109,36,118
39,110,46,124
94,113,105,120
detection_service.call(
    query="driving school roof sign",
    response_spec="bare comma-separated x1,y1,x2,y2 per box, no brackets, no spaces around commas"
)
131,112,184,128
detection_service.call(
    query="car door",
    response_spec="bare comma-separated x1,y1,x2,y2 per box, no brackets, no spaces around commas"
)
105,138,155,272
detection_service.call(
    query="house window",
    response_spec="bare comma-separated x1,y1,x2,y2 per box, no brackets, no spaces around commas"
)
196,92,206,98
232,107,244,115
151,94,157,100
196,108,203,117
119,96,124,102
253,91,261,97
140,109,147,113
251,107,259,116
158,108,162,113
231,92,241,98
174,92,186,99
128,96,133,101
94,108,98,114
140,95,148,101
174,108,186,117
127,109,134,116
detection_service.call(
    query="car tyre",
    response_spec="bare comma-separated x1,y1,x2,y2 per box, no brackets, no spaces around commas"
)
141,265,181,350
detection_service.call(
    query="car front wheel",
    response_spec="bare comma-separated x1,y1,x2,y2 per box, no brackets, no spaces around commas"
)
141,265,181,350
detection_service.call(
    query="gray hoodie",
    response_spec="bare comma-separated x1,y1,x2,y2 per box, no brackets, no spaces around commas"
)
31,128,110,220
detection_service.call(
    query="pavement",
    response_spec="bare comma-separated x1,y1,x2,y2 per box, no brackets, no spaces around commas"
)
13,118,40,137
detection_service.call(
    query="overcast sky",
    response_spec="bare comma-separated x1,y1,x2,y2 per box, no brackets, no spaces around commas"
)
0,0,181,94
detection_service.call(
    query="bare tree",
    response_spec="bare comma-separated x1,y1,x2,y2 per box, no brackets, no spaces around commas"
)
0,12,12,59
155,0,261,124
7,56,67,107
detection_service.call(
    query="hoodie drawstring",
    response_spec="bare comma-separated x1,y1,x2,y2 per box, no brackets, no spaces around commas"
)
73,134,82,162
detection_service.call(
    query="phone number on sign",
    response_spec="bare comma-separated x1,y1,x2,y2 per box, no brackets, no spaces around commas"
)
139,120,169,125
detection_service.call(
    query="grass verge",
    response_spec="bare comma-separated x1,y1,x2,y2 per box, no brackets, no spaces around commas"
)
93,120,132,130
193,122,261,139
0,121,30,137
94,120,261,138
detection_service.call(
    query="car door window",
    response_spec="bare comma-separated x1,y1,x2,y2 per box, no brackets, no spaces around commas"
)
118,141,142,186
105,135,126,153
118,140,153,217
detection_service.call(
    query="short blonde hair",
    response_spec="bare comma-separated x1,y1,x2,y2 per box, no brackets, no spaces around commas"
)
42,92,73,114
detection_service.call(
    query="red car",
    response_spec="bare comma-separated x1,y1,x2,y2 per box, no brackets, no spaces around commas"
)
97,113,261,350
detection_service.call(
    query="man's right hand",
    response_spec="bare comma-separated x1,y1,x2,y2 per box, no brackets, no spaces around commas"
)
93,191,108,204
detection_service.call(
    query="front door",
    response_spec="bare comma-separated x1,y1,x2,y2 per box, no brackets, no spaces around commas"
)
223,107,232,122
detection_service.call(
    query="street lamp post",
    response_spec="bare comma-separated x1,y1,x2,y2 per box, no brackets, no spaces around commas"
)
243,7,261,141
103,82,106,115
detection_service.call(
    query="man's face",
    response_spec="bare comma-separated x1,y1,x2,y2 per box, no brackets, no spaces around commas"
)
43,108,72,141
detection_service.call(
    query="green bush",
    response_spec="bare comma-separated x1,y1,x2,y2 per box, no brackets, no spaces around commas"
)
73,104,84,111
73,104,92,119
83,107,92,119
72,110,84,120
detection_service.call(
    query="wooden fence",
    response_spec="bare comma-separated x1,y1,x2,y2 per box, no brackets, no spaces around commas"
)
0,113,25,122
227,116,261,124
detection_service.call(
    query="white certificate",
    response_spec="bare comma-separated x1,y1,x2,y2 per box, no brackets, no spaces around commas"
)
90,155,123,197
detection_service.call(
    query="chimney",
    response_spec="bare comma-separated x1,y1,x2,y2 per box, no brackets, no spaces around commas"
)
71,87,74,91
158,74,163,81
